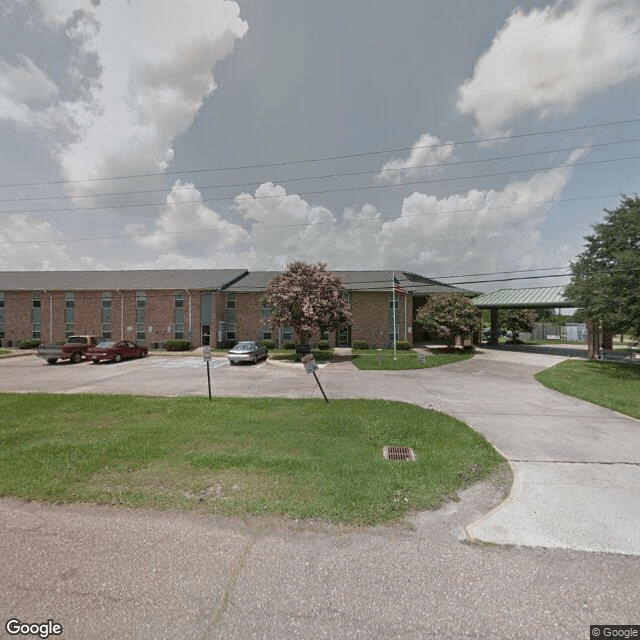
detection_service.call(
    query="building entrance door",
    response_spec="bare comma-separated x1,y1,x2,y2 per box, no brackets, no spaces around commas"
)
201,324,210,346
337,326,351,347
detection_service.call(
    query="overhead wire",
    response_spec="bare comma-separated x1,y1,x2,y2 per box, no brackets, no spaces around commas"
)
1,115,639,189
1,137,638,205
1,154,638,217
0,192,623,247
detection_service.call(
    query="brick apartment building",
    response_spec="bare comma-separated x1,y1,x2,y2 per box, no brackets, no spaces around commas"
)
0,269,472,349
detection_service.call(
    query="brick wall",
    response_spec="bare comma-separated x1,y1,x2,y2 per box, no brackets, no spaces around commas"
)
1,286,416,348
4,292,32,345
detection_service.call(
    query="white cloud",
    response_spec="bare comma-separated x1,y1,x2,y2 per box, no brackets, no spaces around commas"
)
233,183,384,269
135,180,249,258
0,0,248,194
0,54,61,130
457,0,640,137
0,214,73,270
376,133,455,184
382,165,574,277
232,156,577,276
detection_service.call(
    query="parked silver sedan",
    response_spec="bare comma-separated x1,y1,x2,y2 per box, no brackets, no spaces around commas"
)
227,341,268,365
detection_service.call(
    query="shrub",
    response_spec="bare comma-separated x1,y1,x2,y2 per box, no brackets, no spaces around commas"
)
316,340,331,350
283,341,296,350
165,339,191,351
262,339,275,350
222,339,237,349
55,339,66,345
395,340,411,350
352,340,369,350
19,339,41,349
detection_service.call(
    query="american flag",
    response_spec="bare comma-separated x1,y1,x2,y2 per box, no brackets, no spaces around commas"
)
393,276,407,296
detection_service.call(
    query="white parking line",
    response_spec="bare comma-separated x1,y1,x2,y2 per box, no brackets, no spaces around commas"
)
151,357,229,369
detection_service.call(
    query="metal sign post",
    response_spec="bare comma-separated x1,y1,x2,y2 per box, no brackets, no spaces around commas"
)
203,346,212,400
301,354,328,404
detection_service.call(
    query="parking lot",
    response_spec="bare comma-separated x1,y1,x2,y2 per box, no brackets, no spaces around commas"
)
0,353,322,398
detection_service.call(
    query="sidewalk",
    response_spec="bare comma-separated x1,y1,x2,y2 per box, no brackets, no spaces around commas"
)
316,347,640,555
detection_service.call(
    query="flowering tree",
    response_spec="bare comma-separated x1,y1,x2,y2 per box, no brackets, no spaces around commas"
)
415,293,479,348
263,261,351,344
499,308,537,342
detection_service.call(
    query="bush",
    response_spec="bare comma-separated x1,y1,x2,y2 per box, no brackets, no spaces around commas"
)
55,339,66,345
19,339,41,349
221,339,237,349
316,340,331,350
352,340,369,350
165,339,191,351
262,339,275,350
395,341,411,350
283,341,296,350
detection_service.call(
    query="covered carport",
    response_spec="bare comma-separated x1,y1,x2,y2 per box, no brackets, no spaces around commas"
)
471,285,598,353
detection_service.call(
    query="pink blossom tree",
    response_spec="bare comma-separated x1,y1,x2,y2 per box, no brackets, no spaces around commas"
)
415,293,479,349
263,261,351,345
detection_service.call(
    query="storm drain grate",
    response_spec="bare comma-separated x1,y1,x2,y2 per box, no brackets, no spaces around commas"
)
383,446,415,461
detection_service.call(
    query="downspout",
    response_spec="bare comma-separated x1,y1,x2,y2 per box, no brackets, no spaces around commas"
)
186,290,192,342
118,290,124,340
44,290,53,343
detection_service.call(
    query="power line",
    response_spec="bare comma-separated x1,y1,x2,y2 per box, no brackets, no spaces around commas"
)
2,137,638,205
1,116,639,189
2,154,637,217
0,193,621,247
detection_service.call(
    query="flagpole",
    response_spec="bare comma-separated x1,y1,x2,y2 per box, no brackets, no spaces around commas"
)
392,272,397,360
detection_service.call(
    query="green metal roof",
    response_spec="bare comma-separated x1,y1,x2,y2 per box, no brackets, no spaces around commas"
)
473,286,573,308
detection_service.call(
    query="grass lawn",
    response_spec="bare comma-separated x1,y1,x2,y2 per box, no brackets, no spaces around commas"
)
352,348,473,370
268,348,335,363
0,394,502,525
0,349,10,357
535,360,640,420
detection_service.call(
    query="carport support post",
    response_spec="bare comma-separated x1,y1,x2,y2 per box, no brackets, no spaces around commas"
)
490,308,499,345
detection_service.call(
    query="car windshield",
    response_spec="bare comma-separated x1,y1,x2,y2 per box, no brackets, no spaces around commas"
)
233,342,254,350
97,342,115,348
67,336,86,344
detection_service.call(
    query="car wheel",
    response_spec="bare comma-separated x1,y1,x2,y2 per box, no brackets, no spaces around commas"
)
70,351,82,364
252,354,257,364
91,358,99,364
138,350,146,358
46,358,57,365
113,353,122,363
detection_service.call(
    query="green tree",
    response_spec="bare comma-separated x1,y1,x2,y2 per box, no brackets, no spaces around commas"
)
565,196,640,337
263,261,351,345
499,309,537,342
416,293,479,349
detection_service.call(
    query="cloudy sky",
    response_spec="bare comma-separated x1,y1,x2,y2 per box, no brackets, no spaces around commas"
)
0,0,639,291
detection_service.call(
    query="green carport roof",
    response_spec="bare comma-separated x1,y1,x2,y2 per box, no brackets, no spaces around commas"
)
473,285,573,308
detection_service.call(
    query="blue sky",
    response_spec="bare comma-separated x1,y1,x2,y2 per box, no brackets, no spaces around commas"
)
0,0,639,291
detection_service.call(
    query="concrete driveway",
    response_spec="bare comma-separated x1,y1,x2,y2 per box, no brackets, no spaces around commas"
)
0,349,639,639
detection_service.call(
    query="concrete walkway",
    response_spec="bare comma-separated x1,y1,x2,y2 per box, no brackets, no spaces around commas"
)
314,348,640,556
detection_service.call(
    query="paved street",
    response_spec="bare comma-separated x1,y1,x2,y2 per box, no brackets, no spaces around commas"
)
0,348,638,639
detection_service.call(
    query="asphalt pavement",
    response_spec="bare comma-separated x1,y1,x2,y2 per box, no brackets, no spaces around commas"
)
0,347,638,639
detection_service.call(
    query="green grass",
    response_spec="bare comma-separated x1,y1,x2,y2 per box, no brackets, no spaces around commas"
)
0,394,502,525
0,349,10,357
268,348,335,363
351,348,473,370
535,360,640,420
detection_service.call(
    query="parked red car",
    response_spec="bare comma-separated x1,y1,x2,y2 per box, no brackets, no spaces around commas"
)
86,340,148,363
